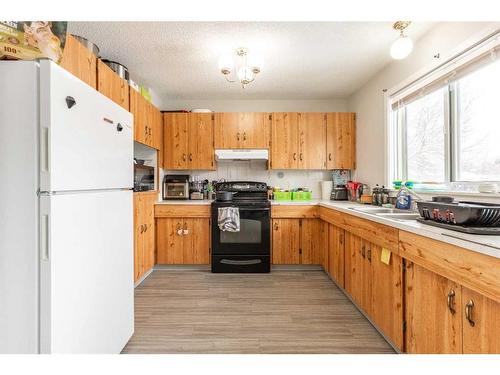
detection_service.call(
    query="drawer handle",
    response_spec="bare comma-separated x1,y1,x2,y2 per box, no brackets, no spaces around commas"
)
189,153,193,162
176,223,183,236
299,153,303,161
183,222,189,235
465,299,475,327
447,289,456,315
366,248,371,262
328,153,332,161
243,132,247,141
220,259,262,265
361,245,366,258
274,222,279,231
237,132,240,141
293,153,297,161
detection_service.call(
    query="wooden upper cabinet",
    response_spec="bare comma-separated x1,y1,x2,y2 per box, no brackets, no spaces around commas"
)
164,113,189,169
405,262,462,354
327,112,356,169
214,112,269,149
149,105,162,150
270,112,300,169
163,113,214,170
97,59,129,110
130,88,161,149
462,287,500,354
298,113,327,169
272,219,300,264
188,113,215,170
60,34,97,89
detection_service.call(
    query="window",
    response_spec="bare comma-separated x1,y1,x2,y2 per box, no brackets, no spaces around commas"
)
390,40,500,185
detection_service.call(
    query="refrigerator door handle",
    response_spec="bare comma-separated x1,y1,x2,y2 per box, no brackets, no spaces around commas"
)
40,214,50,261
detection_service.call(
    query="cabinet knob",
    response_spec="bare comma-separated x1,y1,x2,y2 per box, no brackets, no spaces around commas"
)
189,153,193,162
237,132,240,141
299,153,303,161
293,153,297,161
361,245,366,258
465,299,475,327
183,222,189,235
366,248,371,262
274,222,279,231
176,223,183,236
243,132,247,141
328,153,332,161
182,153,187,161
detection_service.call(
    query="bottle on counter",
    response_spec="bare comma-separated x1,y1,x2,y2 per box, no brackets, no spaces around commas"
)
372,184,380,206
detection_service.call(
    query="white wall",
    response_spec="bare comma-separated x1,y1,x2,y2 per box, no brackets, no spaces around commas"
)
161,99,347,112
347,22,500,188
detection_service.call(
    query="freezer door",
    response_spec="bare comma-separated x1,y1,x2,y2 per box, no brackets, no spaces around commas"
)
39,190,134,353
39,60,133,192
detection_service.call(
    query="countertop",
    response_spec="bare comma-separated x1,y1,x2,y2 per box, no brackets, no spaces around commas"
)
155,199,213,205
272,200,500,259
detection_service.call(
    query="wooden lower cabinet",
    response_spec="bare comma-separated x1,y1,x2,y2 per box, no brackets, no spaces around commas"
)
156,217,210,264
133,192,156,283
405,262,463,354
344,233,372,314
462,287,500,354
271,218,324,265
327,224,344,287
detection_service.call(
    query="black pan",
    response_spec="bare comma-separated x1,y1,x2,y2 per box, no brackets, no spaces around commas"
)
216,191,237,202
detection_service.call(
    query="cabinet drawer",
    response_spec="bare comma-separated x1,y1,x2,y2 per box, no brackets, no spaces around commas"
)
271,205,319,218
399,231,500,303
155,204,211,218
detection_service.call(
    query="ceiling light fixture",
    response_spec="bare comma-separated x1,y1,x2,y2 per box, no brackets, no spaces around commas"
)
390,21,413,60
218,47,261,88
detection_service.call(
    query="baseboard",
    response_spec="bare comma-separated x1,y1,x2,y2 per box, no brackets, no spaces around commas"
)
134,268,154,288
271,264,323,271
153,265,211,272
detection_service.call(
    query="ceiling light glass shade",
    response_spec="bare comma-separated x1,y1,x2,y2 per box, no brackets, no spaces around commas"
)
218,54,233,74
237,66,255,84
390,35,414,60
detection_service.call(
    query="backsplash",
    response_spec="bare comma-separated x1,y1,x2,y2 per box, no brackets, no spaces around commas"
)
160,161,333,199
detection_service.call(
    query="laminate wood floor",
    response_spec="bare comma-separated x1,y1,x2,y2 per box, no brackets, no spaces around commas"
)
122,270,395,354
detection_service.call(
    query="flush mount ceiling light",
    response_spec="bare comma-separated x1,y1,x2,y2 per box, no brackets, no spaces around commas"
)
218,47,261,88
390,21,414,60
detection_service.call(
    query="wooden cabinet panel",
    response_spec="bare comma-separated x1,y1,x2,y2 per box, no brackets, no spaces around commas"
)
298,113,326,169
130,88,161,149
328,224,345,288
344,233,372,314
149,105,162,150
214,112,242,149
270,112,300,169
97,60,129,110
214,112,269,149
60,34,97,89
371,245,403,350
155,204,211,218
271,205,319,219
156,218,184,264
462,287,500,354
182,218,210,264
272,219,300,264
156,217,210,265
134,192,156,282
133,193,144,282
163,113,189,169
326,112,356,169
300,219,324,265
238,112,269,148
188,113,214,170
405,262,462,354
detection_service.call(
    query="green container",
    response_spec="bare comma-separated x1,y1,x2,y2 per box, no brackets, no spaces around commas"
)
273,191,292,201
292,191,312,201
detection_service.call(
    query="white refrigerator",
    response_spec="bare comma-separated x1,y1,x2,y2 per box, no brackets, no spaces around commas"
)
0,60,134,353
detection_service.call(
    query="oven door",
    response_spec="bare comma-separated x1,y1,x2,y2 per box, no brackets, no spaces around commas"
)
211,205,270,255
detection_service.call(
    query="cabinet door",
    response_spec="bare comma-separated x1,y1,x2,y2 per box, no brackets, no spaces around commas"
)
300,219,324,265
272,219,300,264
97,60,129,110
326,112,356,169
214,113,242,148
156,218,184,264
142,194,156,273
129,88,146,144
60,34,97,89
344,233,371,313
270,112,300,169
133,193,144,282
163,113,189,169
462,287,500,354
298,113,327,169
151,105,162,150
188,113,215,170
405,262,462,353
371,245,403,351
328,224,345,288
182,218,210,264
238,112,269,148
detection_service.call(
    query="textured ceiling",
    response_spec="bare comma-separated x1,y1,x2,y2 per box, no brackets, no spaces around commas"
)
68,22,433,101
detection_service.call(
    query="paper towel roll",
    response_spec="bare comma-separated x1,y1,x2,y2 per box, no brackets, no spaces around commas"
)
321,181,333,200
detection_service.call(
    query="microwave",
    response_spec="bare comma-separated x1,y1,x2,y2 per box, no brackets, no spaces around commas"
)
162,175,190,200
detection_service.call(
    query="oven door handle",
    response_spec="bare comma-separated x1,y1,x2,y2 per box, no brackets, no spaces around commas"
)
220,259,262,265
237,207,270,211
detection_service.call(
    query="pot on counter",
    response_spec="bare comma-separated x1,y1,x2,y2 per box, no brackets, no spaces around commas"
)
216,191,237,202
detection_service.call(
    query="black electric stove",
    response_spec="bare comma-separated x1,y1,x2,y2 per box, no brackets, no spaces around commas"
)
211,181,270,273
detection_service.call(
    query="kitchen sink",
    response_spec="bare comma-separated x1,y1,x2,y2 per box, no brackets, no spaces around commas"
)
375,213,421,221
349,206,420,221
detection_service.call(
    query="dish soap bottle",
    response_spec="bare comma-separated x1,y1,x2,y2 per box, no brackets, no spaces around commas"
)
395,186,412,210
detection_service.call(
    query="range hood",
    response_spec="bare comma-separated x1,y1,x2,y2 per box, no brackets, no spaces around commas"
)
215,149,269,161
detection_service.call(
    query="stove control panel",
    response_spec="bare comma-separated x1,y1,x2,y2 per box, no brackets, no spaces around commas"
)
216,181,267,192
